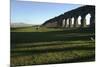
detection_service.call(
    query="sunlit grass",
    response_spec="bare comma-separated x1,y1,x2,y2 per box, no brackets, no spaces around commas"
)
11,49,95,66
11,27,95,66
11,27,63,32
12,41,94,51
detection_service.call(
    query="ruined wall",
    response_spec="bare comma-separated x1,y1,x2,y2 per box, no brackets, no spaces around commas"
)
42,5,95,28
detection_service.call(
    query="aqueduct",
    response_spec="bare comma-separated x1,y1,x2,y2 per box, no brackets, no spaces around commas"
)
42,5,95,28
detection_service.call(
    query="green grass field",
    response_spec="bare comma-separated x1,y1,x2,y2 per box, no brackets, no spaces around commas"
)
11,26,95,66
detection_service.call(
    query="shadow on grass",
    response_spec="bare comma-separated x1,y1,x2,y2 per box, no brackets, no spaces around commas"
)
11,32,95,44
11,41,95,49
11,27,95,44
11,44,95,57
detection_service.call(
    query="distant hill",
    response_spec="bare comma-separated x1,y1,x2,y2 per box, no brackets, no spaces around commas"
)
10,23,34,28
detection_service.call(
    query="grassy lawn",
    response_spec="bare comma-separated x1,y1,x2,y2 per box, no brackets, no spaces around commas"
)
11,27,95,66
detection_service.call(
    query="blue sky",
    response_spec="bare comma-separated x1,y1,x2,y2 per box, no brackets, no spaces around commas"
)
11,0,83,25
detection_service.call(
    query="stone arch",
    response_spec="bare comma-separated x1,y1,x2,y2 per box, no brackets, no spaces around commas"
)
72,17,74,27
85,13,91,26
78,16,81,27
69,18,72,28
67,18,69,25
65,18,69,27
65,18,69,28
62,19,65,27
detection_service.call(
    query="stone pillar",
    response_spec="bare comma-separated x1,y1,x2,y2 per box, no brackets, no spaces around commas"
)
69,18,72,28
56,21,59,27
65,19,68,28
81,15,86,27
62,19,65,27
74,17,78,27
90,13,95,27
57,19,61,27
